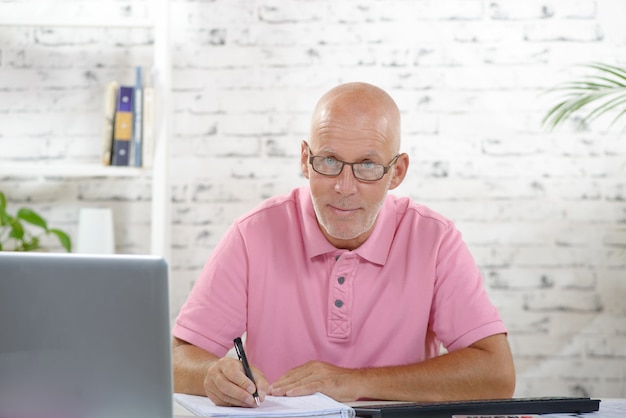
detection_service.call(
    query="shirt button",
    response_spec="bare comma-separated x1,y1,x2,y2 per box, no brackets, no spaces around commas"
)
335,299,344,308
337,276,345,284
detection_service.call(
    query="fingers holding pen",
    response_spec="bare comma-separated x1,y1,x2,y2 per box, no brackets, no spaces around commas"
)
248,364,269,403
203,357,268,407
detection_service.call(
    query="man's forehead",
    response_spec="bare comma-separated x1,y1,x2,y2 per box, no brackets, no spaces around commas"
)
314,142,384,157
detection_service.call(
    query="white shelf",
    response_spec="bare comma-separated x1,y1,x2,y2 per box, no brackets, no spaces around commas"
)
0,0,171,260
0,162,147,178
0,18,153,28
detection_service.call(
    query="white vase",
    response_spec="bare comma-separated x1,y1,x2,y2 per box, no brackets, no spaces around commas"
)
76,208,115,254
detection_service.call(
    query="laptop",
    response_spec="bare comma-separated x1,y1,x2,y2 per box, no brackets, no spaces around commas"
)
0,252,174,418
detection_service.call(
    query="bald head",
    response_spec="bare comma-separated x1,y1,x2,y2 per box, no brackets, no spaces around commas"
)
303,82,408,250
310,82,401,153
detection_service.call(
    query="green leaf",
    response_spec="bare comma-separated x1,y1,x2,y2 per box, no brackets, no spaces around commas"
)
49,228,72,252
0,191,73,253
587,62,626,81
9,220,25,240
610,108,626,127
0,209,9,226
22,237,40,252
17,208,48,231
542,62,626,130
582,95,626,125
0,193,7,226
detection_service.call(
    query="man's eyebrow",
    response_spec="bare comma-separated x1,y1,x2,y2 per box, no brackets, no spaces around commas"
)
317,147,383,159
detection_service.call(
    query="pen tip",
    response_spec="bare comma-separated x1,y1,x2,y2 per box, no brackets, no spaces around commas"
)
254,396,261,406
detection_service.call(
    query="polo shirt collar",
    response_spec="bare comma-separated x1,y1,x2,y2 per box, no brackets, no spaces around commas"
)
300,187,395,266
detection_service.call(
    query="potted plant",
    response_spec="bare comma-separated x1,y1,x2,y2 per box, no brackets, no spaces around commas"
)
0,191,72,252
543,62,626,130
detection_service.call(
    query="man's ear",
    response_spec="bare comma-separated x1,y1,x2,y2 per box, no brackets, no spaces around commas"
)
300,141,310,179
388,153,409,190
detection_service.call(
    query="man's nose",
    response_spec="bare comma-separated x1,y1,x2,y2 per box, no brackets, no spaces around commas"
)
334,164,358,194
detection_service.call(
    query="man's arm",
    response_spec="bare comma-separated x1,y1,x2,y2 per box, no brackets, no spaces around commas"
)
269,333,515,402
172,337,269,407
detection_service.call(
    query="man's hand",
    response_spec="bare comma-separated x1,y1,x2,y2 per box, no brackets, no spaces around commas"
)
175,334,514,404
172,337,269,408
268,334,515,403
269,360,360,402
203,357,269,407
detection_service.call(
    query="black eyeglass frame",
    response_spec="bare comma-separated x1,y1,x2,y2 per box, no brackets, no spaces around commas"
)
305,142,400,182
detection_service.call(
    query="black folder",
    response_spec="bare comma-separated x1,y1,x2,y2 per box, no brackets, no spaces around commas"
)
354,396,601,418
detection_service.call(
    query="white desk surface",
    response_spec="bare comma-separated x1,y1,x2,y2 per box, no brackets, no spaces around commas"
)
173,398,626,417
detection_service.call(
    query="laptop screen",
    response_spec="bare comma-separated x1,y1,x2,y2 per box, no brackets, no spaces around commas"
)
0,252,173,418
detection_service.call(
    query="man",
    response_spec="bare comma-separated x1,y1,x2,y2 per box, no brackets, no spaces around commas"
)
172,82,516,407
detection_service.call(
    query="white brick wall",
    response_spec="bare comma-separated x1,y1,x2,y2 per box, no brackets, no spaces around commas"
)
1,0,625,398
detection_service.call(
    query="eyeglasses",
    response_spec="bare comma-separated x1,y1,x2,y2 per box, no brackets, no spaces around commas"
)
305,142,400,182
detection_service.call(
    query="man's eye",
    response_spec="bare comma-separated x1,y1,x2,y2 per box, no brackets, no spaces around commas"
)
360,161,375,169
323,157,338,165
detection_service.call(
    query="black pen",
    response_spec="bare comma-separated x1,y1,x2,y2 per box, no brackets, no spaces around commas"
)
233,337,260,406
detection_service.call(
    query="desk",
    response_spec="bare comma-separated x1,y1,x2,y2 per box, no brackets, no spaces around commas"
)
173,398,626,417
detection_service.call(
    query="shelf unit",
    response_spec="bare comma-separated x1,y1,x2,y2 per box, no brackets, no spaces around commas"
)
0,163,146,178
0,19,154,28
0,1,171,259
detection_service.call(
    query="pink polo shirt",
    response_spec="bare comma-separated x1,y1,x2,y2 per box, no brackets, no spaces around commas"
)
173,186,506,384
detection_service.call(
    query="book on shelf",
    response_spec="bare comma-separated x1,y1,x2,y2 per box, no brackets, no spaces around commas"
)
103,66,154,168
111,85,134,166
132,66,143,167
101,80,119,166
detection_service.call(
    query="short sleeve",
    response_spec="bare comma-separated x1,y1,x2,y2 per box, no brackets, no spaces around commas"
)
429,224,507,352
172,223,249,356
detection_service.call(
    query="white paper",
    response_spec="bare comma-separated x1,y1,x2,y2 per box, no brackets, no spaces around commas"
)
174,392,355,418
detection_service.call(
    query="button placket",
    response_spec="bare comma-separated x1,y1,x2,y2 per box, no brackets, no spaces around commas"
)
327,254,357,340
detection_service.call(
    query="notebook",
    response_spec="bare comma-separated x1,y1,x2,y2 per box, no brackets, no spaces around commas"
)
0,252,173,418
175,392,355,417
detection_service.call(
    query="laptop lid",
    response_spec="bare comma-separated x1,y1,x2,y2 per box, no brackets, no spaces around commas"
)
0,252,173,418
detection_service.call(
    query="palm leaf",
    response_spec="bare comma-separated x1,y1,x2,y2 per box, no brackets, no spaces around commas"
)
543,62,626,130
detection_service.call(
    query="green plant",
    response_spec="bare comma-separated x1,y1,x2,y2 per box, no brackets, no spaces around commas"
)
0,191,72,252
542,62,626,130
